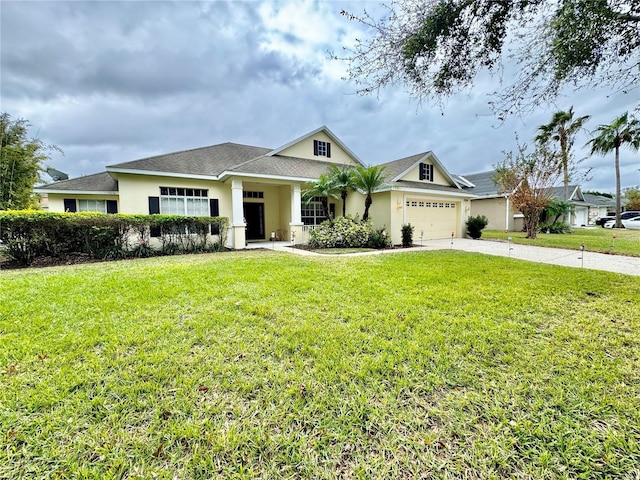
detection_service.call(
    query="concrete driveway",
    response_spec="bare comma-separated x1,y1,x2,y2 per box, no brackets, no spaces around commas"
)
268,238,640,276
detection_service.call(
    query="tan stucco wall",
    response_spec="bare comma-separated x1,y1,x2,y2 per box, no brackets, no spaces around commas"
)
470,197,519,231
278,131,359,166
44,194,119,212
401,162,451,186
115,174,231,216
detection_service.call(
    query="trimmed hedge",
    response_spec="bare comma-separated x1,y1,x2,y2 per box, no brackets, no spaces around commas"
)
0,210,229,266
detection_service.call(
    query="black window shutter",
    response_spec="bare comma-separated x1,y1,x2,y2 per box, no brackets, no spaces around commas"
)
210,199,220,234
313,140,319,156
148,196,161,237
419,163,426,180
326,142,331,158
106,200,118,214
64,199,77,212
148,196,160,214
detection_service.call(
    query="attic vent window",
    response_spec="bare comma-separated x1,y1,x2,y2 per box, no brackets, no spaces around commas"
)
419,163,434,182
313,140,331,158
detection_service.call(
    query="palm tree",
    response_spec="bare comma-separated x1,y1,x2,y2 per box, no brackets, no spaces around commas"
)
302,173,338,223
587,112,640,228
536,107,590,201
328,164,356,217
353,165,387,221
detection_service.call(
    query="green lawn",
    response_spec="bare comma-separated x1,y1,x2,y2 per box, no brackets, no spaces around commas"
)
483,228,640,257
1,252,639,479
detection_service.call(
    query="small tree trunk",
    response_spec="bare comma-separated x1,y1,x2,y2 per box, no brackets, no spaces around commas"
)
614,146,622,228
341,191,347,217
362,195,372,221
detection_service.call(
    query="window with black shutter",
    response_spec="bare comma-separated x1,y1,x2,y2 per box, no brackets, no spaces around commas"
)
63,199,77,212
148,196,161,237
106,200,118,214
210,199,220,234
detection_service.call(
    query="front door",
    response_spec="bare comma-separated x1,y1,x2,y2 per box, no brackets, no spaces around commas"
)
244,203,265,240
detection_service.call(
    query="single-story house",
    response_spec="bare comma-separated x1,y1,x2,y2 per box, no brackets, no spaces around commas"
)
583,193,616,224
457,171,611,229
455,171,523,231
36,126,475,248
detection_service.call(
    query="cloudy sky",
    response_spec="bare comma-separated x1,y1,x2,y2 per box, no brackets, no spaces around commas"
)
2,0,639,191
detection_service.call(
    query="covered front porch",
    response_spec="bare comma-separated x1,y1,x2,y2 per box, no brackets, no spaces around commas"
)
227,178,328,249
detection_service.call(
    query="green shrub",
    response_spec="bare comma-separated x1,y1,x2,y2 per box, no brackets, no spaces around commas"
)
466,215,489,239
401,223,414,247
367,227,390,249
309,216,376,248
0,210,229,265
539,221,572,234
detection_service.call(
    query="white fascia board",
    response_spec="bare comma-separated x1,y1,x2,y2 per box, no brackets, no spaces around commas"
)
218,171,317,183
34,189,118,195
378,185,478,199
107,167,218,181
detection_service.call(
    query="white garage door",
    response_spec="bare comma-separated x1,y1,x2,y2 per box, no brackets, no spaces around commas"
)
405,199,459,239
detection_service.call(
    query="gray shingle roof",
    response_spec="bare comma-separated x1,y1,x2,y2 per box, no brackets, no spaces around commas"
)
230,155,348,180
379,152,429,180
583,193,616,207
391,180,470,193
37,172,118,192
108,142,272,176
457,171,502,196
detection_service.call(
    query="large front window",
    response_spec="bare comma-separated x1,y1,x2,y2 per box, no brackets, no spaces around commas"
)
301,196,335,225
160,187,209,216
78,199,107,213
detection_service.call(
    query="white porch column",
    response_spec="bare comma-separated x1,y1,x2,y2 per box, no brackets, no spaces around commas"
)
231,179,246,248
289,183,303,244
505,196,510,231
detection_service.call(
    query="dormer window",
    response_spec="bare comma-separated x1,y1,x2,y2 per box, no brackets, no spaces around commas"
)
419,163,433,181
313,140,331,158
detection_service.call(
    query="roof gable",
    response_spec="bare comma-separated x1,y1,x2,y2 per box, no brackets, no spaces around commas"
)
381,151,461,189
267,126,363,166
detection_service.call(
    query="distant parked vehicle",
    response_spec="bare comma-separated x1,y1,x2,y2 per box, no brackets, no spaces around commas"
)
622,216,640,230
595,216,614,226
600,211,640,228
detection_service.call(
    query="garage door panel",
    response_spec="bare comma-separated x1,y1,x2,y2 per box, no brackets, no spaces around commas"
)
405,199,458,239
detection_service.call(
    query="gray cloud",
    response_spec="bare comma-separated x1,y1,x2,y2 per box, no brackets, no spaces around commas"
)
1,0,638,191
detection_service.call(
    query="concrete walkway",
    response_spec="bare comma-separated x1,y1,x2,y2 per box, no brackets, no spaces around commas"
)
247,239,640,276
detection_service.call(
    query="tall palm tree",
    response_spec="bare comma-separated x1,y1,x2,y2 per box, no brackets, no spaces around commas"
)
302,173,338,223
353,165,387,221
328,164,356,217
587,112,640,228
536,107,590,200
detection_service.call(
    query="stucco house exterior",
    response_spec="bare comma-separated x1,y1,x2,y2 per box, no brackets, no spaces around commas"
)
458,170,617,229
36,126,475,248
457,171,523,231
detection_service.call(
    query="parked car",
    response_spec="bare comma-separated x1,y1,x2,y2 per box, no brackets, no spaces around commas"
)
595,216,614,226
600,211,640,228
623,216,640,230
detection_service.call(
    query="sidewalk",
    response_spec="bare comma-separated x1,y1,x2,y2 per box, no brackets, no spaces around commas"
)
250,239,640,276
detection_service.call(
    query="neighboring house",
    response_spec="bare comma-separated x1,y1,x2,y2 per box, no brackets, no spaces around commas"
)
455,171,523,231
457,171,604,230
36,126,475,248
549,185,589,227
583,193,616,224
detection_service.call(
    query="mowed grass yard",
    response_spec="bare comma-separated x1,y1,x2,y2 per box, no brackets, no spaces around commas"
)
1,251,639,479
483,228,640,257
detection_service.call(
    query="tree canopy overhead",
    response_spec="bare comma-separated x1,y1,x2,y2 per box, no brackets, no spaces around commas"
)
339,0,639,116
